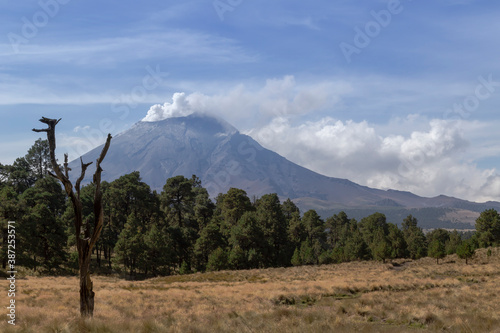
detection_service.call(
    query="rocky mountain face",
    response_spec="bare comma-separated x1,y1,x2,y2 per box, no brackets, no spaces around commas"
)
69,113,500,227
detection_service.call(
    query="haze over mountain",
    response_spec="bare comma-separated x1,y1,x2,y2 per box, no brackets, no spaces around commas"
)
69,113,500,228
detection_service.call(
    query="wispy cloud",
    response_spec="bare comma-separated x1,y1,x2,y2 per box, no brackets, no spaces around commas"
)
0,30,258,66
274,16,322,30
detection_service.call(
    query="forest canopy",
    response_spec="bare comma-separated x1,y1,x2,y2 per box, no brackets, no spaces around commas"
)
1,140,498,277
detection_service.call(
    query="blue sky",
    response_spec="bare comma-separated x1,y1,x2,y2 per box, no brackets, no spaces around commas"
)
2,0,500,202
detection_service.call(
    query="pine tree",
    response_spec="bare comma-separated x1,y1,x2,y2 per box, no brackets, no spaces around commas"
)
428,239,446,264
161,175,196,228
291,247,301,266
456,240,475,264
3,158,36,193
103,172,160,269
217,188,254,237
298,240,317,265
18,177,67,272
194,219,226,271
113,214,148,276
228,245,246,269
402,215,427,259
255,194,289,267
0,139,51,193
192,183,215,230
325,211,350,248
387,223,408,259
24,138,51,180
206,247,228,271
475,209,500,247
343,228,370,261
144,223,176,276
371,228,391,263
24,204,68,271
228,211,265,269
445,230,462,255
282,198,300,221
360,212,388,248
288,212,306,248
161,175,213,270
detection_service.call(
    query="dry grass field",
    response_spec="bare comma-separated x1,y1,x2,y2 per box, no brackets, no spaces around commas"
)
2,248,500,333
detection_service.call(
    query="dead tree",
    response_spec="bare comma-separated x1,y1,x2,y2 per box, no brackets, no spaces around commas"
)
33,117,111,317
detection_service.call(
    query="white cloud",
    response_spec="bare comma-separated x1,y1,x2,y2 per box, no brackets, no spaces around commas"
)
142,92,193,122
73,125,91,133
275,16,321,30
141,75,350,124
0,31,258,66
248,116,500,202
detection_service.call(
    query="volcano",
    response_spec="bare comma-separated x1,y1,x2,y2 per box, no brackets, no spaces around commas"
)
69,113,500,228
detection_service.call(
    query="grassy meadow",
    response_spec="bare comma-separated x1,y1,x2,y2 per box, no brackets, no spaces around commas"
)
2,247,500,333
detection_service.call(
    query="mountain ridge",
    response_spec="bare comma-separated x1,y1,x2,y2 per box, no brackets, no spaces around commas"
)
68,113,500,226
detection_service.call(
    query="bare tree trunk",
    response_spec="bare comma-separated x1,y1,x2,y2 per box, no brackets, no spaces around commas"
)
79,239,94,316
33,117,111,317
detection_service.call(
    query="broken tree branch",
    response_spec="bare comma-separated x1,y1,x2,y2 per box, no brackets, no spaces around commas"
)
76,158,93,200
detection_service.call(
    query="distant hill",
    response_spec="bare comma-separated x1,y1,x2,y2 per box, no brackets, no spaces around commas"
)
69,113,500,228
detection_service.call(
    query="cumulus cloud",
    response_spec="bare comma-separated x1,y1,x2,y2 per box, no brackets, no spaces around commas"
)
142,92,193,122
141,76,350,124
248,116,500,202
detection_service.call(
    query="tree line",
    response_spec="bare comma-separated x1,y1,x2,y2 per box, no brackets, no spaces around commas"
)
1,140,499,276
